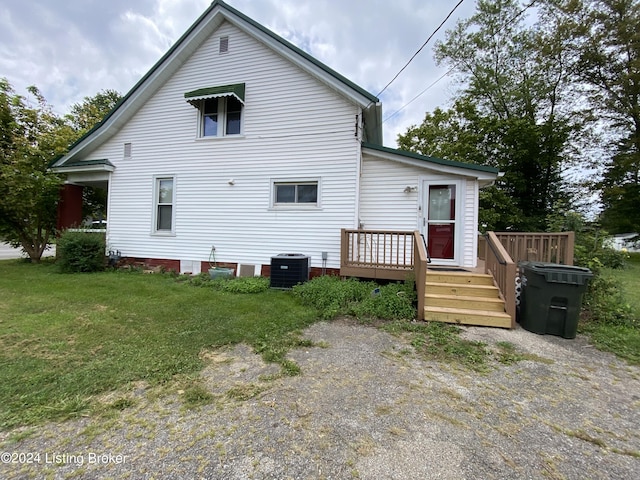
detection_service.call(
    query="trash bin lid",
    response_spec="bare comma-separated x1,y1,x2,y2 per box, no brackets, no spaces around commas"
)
519,261,593,285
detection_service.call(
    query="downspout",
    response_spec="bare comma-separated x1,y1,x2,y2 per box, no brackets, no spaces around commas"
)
354,107,364,230
106,170,114,253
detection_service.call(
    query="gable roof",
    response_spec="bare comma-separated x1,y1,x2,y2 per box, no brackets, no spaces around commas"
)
362,142,499,184
53,0,382,168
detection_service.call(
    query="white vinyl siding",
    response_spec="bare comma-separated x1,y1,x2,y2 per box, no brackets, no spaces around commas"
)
86,21,360,269
360,154,480,268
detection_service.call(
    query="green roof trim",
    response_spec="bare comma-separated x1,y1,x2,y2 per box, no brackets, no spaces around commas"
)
63,159,115,168
218,0,379,104
362,142,499,174
184,83,245,102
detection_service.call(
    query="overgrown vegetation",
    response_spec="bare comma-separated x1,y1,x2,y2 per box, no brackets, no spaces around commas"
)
580,252,640,364
180,273,270,294
292,275,416,321
56,230,106,273
546,210,639,363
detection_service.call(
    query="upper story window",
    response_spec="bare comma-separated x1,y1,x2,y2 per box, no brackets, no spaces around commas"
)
184,83,245,138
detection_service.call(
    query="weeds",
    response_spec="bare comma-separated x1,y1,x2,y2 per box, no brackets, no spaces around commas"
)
382,321,490,371
292,275,416,320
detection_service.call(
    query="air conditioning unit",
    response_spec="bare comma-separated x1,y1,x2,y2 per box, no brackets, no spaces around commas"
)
270,254,310,289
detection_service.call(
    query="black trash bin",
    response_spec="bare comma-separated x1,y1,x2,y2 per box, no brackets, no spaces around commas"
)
518,262,593,339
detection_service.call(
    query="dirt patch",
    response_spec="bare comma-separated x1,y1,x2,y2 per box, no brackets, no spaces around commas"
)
1,320,639,479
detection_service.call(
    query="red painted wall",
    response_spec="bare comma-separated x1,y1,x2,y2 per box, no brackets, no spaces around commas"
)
56,184,84,231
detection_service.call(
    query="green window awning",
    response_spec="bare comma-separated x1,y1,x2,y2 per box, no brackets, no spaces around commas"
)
184,83,245,105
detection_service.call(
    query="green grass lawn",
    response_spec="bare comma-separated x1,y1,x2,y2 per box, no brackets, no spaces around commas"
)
608,252,640,314
0,260,319,430
580,252,640,364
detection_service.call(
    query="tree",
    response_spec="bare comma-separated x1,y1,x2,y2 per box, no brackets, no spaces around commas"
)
398,98,522,230
0,79,75,261
65,89,121,135
65,90,122,222
400,0,580,230
0,81,121,262
569,0,640,233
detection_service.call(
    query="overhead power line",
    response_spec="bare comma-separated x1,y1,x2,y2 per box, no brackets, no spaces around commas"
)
382,0,540,124
374,0,466,99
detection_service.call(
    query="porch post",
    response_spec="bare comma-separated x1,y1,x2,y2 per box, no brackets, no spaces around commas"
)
56,184,84,231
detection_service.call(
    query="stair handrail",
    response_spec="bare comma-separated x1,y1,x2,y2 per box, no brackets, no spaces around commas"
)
484,231,516,328
413,231,428,321
420,233,431,264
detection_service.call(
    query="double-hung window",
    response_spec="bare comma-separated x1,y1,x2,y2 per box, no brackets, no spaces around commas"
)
184,84,245,138
154,176,175,234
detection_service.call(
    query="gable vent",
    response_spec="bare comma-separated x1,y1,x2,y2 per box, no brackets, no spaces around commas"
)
219,36,229,54
124,142,132,158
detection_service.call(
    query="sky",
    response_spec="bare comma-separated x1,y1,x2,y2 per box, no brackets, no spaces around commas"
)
0,0,479,147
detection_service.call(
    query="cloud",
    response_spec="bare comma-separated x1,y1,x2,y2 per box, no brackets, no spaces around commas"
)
1,0,476,146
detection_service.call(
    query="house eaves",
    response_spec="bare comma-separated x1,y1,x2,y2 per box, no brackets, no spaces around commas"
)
53,0,381,168
52,159,115,174
362,142,499,183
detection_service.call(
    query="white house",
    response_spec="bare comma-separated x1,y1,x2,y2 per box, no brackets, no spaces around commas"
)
605,233,640,252
52,0,498,277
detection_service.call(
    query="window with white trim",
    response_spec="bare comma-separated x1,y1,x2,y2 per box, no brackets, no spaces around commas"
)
153,177,175,233
200,96,242,137
273,180,319,207
184,84,245,138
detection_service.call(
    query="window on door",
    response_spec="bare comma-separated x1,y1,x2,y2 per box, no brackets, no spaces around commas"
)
427,185,456,260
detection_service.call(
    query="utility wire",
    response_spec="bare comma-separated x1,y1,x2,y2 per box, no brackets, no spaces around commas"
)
382,0,540,124
383,68,454,123
374,0,466,100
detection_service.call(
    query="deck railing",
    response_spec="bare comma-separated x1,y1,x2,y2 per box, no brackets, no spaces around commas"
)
493,232,575,265
340,229,428,319
484,231,516,328
340,229,415,280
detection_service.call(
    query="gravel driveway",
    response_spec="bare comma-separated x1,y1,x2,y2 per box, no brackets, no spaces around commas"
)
1,320,638,479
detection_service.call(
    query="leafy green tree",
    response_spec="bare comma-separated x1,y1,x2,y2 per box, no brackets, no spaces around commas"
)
399,0,580,230
571,0,640,233
0,79,75,261
65,89,121,135
398,99,522,230
65,89,121,222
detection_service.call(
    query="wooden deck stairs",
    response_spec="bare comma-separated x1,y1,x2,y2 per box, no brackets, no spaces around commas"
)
424,270,512,328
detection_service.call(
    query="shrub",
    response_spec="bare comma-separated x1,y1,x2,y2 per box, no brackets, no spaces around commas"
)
214,276,270,294
293,276,375,319
185,274,270,293
351,282,416,320
582,259,636,328
56,231,106,273
293,275,416,321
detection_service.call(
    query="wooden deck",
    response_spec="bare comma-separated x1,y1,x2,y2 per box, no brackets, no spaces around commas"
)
340,229,575,328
